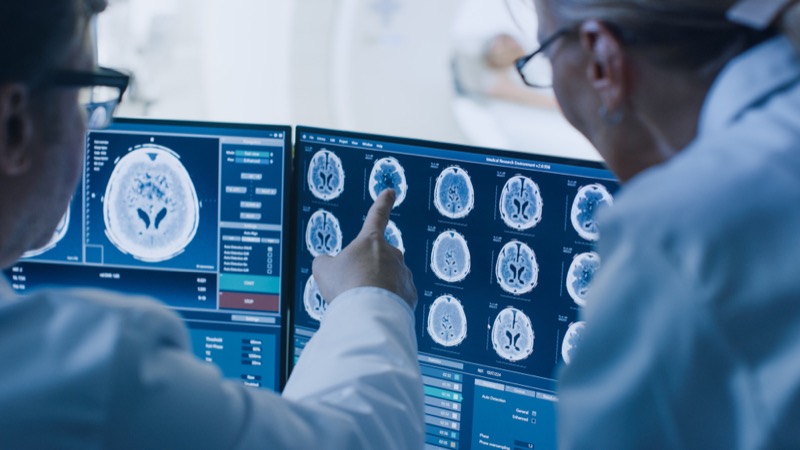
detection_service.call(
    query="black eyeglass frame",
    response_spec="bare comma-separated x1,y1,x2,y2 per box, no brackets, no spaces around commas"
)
514,27,574,89
49,66,130,103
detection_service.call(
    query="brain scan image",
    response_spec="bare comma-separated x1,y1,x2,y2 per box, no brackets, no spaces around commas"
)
499,175,543,231
305,209,343,257
307,149,345,201
561,321,586,365
23,207,70,258
103,144,199,262
566,252,600,307
384,220,405,254
368,157,408,208
303,275,327,321
430,230,471,283
433,166,475,219
491,307,535,362
495,241,539,295
427,295,468,347
571,183,613,241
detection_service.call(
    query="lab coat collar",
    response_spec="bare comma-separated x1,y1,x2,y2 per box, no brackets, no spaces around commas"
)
699,36,800,135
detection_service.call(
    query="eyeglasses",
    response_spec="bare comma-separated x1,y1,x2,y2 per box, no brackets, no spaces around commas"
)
50,67,130,129
515,28,572,89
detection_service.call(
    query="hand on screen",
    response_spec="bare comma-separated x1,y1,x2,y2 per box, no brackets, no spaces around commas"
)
312,189,418,309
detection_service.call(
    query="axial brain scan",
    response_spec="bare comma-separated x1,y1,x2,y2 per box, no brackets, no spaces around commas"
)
499,175,543,231
305,209,343,257
384,220,405,254
307,149,345,201
23,207,70,258
495,240,539,295
491,307,535,362
566,252,600,307
368,157,408,208
427,294,468,347
571,183,613,241
561,321,586,365
433,166,475,219
430,230,471,282
303,275,327,321
103,144,199,262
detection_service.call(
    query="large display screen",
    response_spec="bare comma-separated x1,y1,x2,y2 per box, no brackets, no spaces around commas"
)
6,119,292,391
291,126,619,450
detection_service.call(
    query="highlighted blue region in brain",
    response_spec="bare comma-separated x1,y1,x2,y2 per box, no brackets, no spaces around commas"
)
571,184,613,241
561,321,586,365
307,149,345,201
491,307,535,362
427,295,468,347
499,175,543,231
305,209,343,257
23,206,70,258
434,166,475,219
384,220,405,254
103,144,199,262
566,252,600,307
303,275,327,321
496,240,539,295
430,230,471,282
368,157,408,208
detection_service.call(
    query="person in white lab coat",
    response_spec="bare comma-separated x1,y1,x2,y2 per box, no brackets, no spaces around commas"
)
0,1,423,448
513,0,800,447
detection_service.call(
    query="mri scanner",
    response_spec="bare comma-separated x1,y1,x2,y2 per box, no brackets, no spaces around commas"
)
99,0,599,160
289,0,466,144
289,0,599,160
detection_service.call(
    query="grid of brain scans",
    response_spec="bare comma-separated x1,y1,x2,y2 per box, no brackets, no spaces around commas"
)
292,127,619,450
6,119,292,392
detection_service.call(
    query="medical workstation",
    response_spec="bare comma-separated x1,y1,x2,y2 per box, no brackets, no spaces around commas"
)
6,2,600,448
5,0,798,448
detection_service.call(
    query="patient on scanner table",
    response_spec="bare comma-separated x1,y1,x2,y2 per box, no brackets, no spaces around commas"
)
453,33,556,109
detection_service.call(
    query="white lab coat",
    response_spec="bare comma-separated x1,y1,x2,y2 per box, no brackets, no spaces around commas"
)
558,36,800,449
0,278,424,449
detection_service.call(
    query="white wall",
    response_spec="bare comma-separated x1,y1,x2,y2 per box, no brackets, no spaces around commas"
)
98,0,295,125
199,0,295,124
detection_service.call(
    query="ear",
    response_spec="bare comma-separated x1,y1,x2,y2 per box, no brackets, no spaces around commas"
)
0,83,34,176
578,20,629,112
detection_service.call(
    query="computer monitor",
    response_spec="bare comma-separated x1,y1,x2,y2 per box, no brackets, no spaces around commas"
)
6,119,292,392
291,126,619,450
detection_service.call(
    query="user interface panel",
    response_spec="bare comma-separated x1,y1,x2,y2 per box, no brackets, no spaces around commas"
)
292,127,619,450
6,119,291,391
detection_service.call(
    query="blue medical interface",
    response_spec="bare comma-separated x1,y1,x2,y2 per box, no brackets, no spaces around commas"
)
6,119,291,392
292,127,619,450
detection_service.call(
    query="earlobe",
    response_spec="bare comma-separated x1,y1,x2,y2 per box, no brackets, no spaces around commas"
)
579,20,628,113
0,84,34,176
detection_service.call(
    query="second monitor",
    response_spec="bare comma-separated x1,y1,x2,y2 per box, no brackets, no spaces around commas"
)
291,126,619,450
8,119,293,392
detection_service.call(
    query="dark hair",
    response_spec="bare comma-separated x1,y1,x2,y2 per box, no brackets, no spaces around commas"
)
0,0,107,86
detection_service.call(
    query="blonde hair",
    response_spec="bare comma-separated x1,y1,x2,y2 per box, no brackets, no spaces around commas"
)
551,0,797,74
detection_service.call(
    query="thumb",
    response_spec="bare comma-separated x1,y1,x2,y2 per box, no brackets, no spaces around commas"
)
311,254,333,280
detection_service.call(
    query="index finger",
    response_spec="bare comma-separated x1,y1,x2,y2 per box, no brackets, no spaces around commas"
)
358,189,396,238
